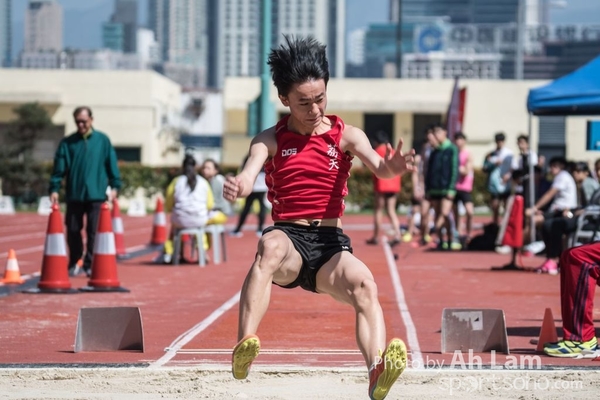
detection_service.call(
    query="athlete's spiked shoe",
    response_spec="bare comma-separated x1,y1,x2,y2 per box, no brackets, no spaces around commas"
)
368,338,407,400
544,337,597,358
232,334,261,379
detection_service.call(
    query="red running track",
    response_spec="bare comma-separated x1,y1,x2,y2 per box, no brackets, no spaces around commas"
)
0,213,598,370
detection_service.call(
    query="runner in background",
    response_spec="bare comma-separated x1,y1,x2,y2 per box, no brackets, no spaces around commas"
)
453,132,474,243
366,130,402,247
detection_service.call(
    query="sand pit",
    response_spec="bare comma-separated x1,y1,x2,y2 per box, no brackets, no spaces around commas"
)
1,366,599,399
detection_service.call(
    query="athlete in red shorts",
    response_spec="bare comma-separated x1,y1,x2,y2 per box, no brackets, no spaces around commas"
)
223,36,415,400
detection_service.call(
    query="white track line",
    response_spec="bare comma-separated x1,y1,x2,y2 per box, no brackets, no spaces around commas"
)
148,291,241,369
0,245,44,259
0,232,45,243
168,348,362,355
382,239,424,369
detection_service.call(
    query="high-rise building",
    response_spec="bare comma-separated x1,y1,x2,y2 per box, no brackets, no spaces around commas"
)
137,28,160,66
347,28,366,65
102,23,125,51
0,0,10,67
148,0,208,85
206,0,345,89
25,0,63,53
390,0,519,24
150,0,344,88
108,0,138,53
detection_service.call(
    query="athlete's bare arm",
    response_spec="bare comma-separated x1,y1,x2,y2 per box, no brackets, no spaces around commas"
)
223,127,277,201
341,125,415,178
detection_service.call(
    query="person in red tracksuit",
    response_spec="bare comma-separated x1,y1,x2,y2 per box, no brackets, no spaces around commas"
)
544,242,600,357
366,130,402,247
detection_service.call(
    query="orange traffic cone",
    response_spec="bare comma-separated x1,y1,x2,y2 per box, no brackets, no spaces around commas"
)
24,203,77,294
2,249,24,284
111,198,127,258
150,197,167,246
80,202,129,292
536,307,559,352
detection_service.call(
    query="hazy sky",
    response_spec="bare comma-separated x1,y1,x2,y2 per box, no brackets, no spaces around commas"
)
9,0,600,60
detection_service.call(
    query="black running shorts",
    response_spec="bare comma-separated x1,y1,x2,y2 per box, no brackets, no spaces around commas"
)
262,222,353,293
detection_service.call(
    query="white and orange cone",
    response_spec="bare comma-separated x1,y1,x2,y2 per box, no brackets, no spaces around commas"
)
2,249,24,284
24,203,77,294
111,198,127,257
80,202,129,292
150,197,167,246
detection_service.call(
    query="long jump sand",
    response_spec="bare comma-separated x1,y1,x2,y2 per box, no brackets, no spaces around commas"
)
1,367,599,399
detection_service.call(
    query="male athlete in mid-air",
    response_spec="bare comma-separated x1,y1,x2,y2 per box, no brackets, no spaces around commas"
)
223,36,415,400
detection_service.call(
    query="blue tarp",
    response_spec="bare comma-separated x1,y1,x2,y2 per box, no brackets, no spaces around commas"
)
527,55,600,116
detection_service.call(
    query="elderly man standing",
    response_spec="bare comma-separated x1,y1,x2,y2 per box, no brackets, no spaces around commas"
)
49,106,122,277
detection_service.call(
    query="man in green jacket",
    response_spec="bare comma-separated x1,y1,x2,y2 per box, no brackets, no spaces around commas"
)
425,124,459,250
49,106,122,276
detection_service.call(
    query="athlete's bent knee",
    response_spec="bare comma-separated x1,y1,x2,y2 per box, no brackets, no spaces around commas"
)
350,278,379,309
256,234,287,271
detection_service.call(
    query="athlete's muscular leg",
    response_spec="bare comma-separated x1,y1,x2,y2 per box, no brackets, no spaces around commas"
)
315,252,386,367
238,230,302,341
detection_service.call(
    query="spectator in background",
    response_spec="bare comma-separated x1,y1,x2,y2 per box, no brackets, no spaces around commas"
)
537,162,600,265
453,132,474,242
49,106,121,277
426,124,460,250
534,155,552,202
405,153,423,243
230,155,268,238
574,161,600,205
525,156,578,274
418,128,438,246
512,135,538,208
201,159,232,225
162,155,213,264
201,159,232,253
483,132,513,226
594,158,600,183
366,131,402,246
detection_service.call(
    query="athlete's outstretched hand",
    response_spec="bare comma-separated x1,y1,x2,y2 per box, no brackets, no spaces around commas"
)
385,138,416,176
223,174,244,202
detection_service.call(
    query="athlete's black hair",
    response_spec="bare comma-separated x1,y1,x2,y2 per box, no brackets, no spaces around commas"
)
268,35,329,97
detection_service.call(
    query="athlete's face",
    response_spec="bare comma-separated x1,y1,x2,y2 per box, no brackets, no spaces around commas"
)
279,79,327,129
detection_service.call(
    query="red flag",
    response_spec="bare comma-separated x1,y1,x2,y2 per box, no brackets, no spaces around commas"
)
446,77,467,141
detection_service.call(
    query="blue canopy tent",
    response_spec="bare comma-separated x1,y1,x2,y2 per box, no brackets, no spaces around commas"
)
523,55,600,243
527,55,600,116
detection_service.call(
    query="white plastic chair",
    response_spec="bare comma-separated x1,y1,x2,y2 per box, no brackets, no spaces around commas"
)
173,228,207,267
206,224,227,264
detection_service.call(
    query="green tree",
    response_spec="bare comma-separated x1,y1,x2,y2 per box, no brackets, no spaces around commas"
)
1,102,53,162
0,103,54,200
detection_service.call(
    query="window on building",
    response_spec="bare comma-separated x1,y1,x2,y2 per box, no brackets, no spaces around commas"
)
114,146,141,162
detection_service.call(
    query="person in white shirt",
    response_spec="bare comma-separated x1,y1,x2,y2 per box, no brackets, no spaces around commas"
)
483,132,513,225
201,159,232,222
525,156,577,273
511,135,538,202
162,155,213,264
